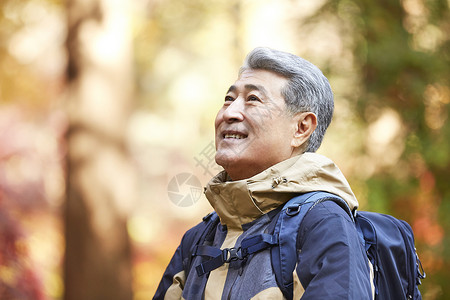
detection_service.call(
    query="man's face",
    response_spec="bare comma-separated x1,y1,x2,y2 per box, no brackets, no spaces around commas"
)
215,69,299,180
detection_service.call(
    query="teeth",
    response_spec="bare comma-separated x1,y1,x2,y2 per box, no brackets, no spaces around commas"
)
224,133,246,139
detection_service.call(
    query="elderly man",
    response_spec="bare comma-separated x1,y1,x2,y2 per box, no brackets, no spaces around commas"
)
154,48,372,299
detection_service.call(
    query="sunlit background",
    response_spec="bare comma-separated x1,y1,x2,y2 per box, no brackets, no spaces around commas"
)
0,0,449,299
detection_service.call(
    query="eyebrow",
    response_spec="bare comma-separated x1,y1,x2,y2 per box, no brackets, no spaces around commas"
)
226,84,269,98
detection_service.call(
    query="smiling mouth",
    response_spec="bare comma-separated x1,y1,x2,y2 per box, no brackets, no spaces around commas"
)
223,133,248,139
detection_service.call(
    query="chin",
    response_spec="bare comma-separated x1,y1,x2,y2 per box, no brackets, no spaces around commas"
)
215,152,242,170
215,153,231,169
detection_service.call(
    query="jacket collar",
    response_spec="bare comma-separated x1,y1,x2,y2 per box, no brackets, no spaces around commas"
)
204,153,359,230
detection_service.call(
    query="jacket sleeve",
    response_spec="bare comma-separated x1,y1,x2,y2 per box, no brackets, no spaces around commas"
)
153,242,185,300
153,218,211,300
294,201,373,300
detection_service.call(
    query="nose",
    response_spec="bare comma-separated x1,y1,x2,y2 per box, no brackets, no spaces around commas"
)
222,98,245,123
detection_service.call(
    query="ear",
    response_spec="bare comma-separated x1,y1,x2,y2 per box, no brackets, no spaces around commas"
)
291,112,317,152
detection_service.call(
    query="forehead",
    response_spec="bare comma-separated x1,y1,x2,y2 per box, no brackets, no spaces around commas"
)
229,69,288,96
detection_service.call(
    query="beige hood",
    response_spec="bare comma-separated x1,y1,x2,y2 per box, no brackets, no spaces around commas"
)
204,153,359,230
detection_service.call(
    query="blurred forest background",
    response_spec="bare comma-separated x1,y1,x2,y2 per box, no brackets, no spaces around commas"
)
0,0,448,299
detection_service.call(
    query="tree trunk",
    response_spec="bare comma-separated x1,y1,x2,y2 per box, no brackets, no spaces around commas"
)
64,0,135,299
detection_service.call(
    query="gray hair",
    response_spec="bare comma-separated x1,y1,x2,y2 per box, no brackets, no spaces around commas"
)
239,47,334,152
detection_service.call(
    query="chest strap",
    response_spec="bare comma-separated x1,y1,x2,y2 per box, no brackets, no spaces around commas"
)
194,233,278,276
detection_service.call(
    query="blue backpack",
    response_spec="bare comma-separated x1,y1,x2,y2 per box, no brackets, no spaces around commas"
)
185,191,426,299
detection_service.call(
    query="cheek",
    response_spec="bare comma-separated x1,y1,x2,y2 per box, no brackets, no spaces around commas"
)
262,123,293,147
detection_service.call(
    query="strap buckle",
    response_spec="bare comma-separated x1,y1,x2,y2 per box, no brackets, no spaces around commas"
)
286,205,301,216
223,247,244,263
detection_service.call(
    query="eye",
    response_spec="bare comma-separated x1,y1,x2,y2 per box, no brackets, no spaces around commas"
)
224,95,234,102
247,95,261,102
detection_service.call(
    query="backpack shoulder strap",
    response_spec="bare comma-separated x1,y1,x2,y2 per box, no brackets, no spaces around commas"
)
271,191,351,300
181,212,220,274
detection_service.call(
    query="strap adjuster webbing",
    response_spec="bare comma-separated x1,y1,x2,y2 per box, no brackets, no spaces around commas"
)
195,233,279,276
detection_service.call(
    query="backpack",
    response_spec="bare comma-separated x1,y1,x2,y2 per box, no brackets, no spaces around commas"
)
183,191,426,299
